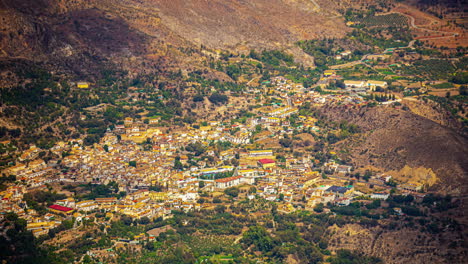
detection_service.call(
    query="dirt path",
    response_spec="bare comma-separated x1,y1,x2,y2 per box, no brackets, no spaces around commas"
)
330,8,459,70
379,9,459,48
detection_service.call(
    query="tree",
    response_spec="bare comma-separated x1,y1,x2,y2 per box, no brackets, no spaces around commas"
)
336,79,346,89
241,225,274,252
224,187,239,197
363,170,372,182
215,205,226,213
459,85,467,96
279,138,293,148
208,93,228,105
122,216,133,226
329,249,383,264
193,95,204,102
314,203,324,213
139,217,150,225
173,156,183,170
185,142,206,156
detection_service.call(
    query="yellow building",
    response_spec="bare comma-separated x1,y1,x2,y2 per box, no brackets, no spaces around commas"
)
77,82,89,89
258,159,276,169
324,70,336,76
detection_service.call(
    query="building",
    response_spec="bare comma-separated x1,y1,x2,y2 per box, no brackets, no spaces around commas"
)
398,183,424,192
370,193,390,200
77,82,89,89
324,70,336,77
336,165,352,174
326,186,353,197
366,80,388,91
76,200,98,212
149,118,160,125
249,150,273,158
335,197,351,206
95,197,118,211
215,176,243,189
48,204,74,215
258,159,276,169
344,80,366,89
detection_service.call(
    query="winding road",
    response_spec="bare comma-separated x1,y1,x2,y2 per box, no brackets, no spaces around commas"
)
392,11,459,48
329,10,460,70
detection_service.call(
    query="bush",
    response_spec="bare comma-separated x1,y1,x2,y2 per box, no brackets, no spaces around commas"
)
224,187,239,198
208,93,228,105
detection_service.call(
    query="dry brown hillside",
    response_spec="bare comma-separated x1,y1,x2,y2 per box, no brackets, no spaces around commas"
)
328,222,466,264
0,0,349,71
319,104,468,195
147,0,348,48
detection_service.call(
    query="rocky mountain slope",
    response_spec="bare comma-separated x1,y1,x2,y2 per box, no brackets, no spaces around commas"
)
147,0,348,48
328,222,466,264
0,0,350,72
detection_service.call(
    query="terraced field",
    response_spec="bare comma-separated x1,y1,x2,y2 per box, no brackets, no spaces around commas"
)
359,14,409,28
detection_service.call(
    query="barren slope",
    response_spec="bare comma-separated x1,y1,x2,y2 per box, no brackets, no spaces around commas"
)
319,104,468,195
328,223,466,264
147,0,348,49
0,0,348,60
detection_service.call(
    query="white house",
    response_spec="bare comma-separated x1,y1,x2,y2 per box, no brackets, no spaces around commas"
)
370,193,390,200
214,176,243,189
344,80,366,89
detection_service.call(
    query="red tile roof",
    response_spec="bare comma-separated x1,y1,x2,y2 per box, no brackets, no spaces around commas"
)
215,176,242,183
49,204,74,212
258,159,275,164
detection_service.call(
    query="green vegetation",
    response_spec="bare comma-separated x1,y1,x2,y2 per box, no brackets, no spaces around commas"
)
450,72,468,84
402,59,456,80
328,249,383,264
23,190,66,215
432,82,454,89
358,13,408,28
0,212,50,264
64,182,121,200
208,93,229,105
0,175,16,191
298,38,366,67
349,28,411,50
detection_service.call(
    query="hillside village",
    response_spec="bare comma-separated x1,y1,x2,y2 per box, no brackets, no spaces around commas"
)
1,72,432,245
0,0,466,262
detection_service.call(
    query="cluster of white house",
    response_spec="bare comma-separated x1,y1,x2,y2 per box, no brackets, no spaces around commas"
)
344,80,388,92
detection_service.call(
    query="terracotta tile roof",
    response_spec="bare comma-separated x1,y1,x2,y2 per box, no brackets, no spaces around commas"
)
258,159,275,164
49,204,74,212
214,176,242,183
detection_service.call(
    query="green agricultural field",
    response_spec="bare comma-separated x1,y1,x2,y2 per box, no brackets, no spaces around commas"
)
432,82,455,89
359,14,409,28
377,69,395,75
401,59,456,80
